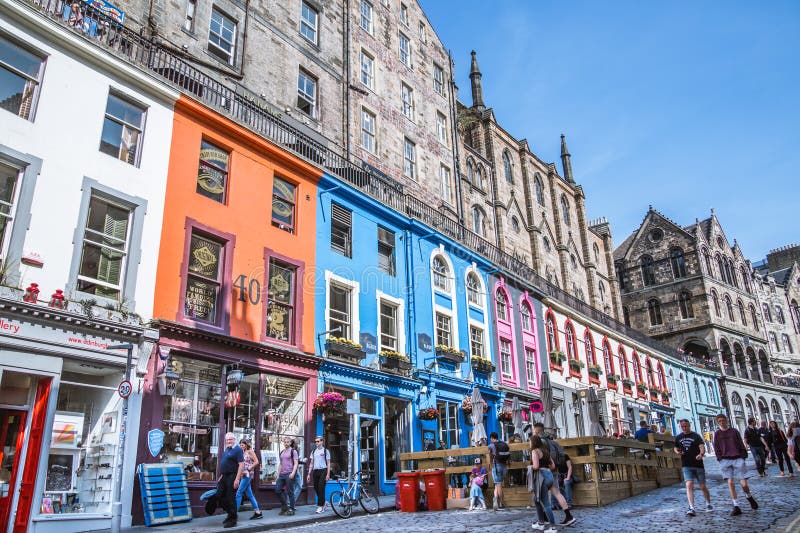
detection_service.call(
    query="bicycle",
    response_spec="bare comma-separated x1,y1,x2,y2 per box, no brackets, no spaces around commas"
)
329,470,380,518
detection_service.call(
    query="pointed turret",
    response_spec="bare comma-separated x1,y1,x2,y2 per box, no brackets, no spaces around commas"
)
560,134,575,184
469,50,485,110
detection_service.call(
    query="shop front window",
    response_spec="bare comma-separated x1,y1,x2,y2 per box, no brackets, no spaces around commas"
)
384,398,409,481
40,365,122,515
259,374,306,484
161,357,221,480
322,387,354,478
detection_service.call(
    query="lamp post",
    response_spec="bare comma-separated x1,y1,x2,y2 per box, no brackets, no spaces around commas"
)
107,342,134,533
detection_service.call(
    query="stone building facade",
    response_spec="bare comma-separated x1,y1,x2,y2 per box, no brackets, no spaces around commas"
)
614,208,800,430
456,53,621,321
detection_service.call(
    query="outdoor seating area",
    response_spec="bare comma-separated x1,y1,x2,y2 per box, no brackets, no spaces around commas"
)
399,432,682,509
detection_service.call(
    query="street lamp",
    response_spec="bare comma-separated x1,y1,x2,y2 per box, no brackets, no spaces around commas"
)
107,342,134,533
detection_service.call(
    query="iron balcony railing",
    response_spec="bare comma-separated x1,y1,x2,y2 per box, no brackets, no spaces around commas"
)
23,0,697,367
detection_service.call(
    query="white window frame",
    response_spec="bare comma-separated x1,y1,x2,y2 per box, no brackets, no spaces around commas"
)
297,69,317,118
400,3,409,26
325,271,360,343
499,338,513,379
300,1,319,44
439,164,452,205
401,83,414,120
99,91,147,167
360,50,374,89
403,137,416,180
432,254,451,293
0,163,23,258
469,323,485,359
0,34,46,122
418,21,426,42
360,107,376,153
465,271,484,309
435,311,453,347
360,0,373,33
433,63,444,96
436,112,447,145
184,0,197,31
208,8,237,64
398,32,412,67
525,347,537,386
376,291,405,353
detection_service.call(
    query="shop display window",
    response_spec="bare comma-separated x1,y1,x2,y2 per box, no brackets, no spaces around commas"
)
384,398,410,481
40,366,122,515
322,387,354,478
258,375,305,484
161,357,221,480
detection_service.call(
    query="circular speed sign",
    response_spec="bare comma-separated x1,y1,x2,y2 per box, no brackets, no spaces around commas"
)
118,379,133,399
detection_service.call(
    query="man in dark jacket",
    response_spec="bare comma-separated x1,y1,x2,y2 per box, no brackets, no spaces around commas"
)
713,413,758,517
744,418,769,476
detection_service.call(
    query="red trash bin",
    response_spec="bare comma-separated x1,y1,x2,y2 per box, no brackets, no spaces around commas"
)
420,469,446,511
396,471,420,512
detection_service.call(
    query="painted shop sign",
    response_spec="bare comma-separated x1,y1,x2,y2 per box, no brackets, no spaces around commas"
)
0,315,125,352
418,333,432,352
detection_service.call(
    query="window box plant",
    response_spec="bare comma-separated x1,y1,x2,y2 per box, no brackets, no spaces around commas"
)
587,364,603,376
418,407,439,431
435,344,465,364
568,358,584,378
606,374,620,390
549,350,566,365
379,350,412,373
326,336,366,364
648,386,661,394
312,391,347,417
471,356,495,374
622,378,634,393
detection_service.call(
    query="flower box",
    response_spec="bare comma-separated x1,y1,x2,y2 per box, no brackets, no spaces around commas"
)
326,339,366,364
606,382,618,391
588,364,603,377
589,375,600,385
435,345,465,364
568,358,585,370
636,382,648,393
380,353,412,374
549,351,566,365
569,369,582,379
471,357,495,374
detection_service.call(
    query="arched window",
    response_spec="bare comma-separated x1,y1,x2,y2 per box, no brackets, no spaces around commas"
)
432,255,450,292
545,311,558,352
534,175,544,206
658,362,667,390
740,265,751,293
647,298,662,326
593,243,600,263
466,160,474,185
668,369,675,398
791,300,800,332
711,290,721,317
693,378,702,402
495,288,508,321
775,305,785,324
584,331,597,366
560,194,570,225
678,291,694,319
520,302,533,331
771,399,783,423
564,322,577,361
782,334,793,354
716,254,726,283
703,248,713,276
503,150,513,183
750,304,760,331
641,255,655,286
510,216,520,233
617,346,629,379
646,358,655,386
670,248,687,278
729,260,739,288
632,352,642,383
601,339,614,376
724,295,735,322
598,281,606,303
622,306,630,326
762,303,772,322
769,332,780,351
677,372,685,405
707,382,715,405
466,272,483,307
472,205,487,237
475,165,484,189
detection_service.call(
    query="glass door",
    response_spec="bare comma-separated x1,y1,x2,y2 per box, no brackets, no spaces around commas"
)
0,409,27,527
359,419,378,492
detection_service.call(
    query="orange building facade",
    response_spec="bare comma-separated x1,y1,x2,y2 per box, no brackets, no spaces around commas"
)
134,96,322,520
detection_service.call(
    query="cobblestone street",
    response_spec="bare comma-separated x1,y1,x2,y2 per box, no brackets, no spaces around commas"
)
273,464,800,533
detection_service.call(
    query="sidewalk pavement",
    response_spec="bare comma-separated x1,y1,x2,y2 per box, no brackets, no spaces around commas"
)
92,496,395,533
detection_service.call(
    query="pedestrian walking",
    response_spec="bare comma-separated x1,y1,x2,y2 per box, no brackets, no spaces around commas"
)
235,438,262,520
219,432,244,528
468,458,488,511
556,453,573,509
744,417,769,477
307,435,331,514
767,421,794,478
759,421,776,464
275,436,299,515
789,422,800,470
488,432,510,510
674,419,712,516
713,413,759,516
530,435,576,530
291,440,305,505
531,422,572,518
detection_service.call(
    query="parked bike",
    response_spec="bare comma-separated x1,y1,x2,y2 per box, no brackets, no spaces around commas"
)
329,470,380,518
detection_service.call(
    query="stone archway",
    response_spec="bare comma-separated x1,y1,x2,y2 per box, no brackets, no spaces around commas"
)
720,339,734,377
683,339,710,360
746,347,760,381
791,399,800,423
733,343,748,378
758,350,772,383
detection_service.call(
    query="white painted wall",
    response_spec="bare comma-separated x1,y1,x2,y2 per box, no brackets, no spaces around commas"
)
0,2,178,319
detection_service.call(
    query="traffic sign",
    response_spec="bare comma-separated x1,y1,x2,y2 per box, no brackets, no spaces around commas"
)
118,379,133,398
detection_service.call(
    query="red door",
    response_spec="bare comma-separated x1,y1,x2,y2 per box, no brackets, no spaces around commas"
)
0,409,27,528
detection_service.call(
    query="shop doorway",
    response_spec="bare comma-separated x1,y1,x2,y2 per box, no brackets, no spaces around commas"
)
0,410,27,528
359,419,378,492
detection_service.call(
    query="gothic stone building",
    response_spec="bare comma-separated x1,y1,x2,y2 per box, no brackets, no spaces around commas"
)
614,208,800,431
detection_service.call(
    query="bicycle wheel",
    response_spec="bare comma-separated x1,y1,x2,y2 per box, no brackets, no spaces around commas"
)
359,487,380,514
329,490,353,518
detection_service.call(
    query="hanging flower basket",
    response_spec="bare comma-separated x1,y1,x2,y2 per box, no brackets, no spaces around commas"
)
498,409,513,423
461,396,487,416
418,407,439,421
313,391,346,416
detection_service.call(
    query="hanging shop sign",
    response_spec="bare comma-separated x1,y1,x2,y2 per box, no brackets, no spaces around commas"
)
148,429,165,457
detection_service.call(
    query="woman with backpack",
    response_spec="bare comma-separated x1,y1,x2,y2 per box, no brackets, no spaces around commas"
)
307,435,331,513
530,436,576,531
768,420,794,477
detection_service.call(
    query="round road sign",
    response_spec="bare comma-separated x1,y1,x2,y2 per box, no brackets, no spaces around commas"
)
118,379,133,399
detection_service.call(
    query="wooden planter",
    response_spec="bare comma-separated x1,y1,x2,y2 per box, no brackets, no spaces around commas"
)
589,375,600,385
380,355,412,375
326,341,366,364
607,381,618,391
622,383,634,395
471,360,496,374
436,347,464,364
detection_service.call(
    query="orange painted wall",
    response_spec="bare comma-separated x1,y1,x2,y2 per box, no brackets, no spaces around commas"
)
153,96,321,352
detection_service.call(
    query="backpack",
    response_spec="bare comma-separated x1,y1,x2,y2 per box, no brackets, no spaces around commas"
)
494,440,511,464
542,436,565,469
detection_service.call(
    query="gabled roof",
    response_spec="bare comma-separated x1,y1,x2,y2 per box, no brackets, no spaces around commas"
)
613,231,637,261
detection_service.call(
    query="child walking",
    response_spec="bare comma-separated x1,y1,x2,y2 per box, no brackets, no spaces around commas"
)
469,458,487,511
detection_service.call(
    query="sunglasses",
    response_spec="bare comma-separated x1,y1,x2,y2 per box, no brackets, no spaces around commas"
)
315,439,322,443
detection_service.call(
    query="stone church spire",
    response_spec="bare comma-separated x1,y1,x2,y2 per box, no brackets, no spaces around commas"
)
469,50,485,110
560,134,575,184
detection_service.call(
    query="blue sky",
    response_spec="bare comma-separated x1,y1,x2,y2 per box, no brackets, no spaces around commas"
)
420,0,799,261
